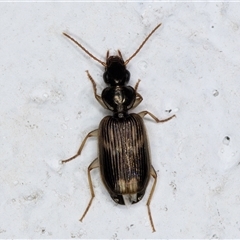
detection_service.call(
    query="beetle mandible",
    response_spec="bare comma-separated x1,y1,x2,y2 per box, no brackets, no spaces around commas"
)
61,23,175,232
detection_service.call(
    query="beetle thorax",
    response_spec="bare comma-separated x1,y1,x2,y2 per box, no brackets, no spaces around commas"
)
102,85,136,118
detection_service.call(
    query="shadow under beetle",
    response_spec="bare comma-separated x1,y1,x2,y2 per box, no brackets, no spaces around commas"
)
61,23,175,232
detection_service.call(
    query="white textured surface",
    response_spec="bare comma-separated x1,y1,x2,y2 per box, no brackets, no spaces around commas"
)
1,2,240,239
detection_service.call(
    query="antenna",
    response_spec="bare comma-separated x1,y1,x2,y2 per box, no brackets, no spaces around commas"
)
124,23,162,65
63,23,162,67
63,32,107,67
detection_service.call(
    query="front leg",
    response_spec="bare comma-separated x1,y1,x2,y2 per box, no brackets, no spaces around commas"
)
132,79,143,109
86,70,107,109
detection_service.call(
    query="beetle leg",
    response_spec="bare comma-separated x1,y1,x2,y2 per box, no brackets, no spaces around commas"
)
132,80,143,109
147,166,157,232
80,158,99,222
86,70,107,109
134,79,141,91
61,129,98,163
138,110,176,123
132,92,143,109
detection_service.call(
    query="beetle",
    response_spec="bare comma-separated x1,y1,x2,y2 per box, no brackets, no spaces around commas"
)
61,23,175,232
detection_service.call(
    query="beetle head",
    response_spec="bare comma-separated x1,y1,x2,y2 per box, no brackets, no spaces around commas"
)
103,56,130,86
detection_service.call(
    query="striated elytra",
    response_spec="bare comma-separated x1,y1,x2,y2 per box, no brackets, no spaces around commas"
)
61,23,175,232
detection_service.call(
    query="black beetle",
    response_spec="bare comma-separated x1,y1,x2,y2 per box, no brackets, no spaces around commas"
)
61,23,175,232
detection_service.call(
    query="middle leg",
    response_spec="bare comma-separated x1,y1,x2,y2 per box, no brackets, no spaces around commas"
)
138,111,176,123
62,129,98,163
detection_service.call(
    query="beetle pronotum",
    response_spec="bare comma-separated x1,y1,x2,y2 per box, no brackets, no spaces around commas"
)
61,23,175,232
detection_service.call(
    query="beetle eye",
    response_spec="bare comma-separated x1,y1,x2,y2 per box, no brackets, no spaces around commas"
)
125,70,130,84
103,71,110,84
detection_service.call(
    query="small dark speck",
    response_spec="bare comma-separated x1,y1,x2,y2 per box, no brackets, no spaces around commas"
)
223,136,230,145
126,224,134,231
212,26,214,28
213,90,219,97
211,234,218,239
165,109,172,113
